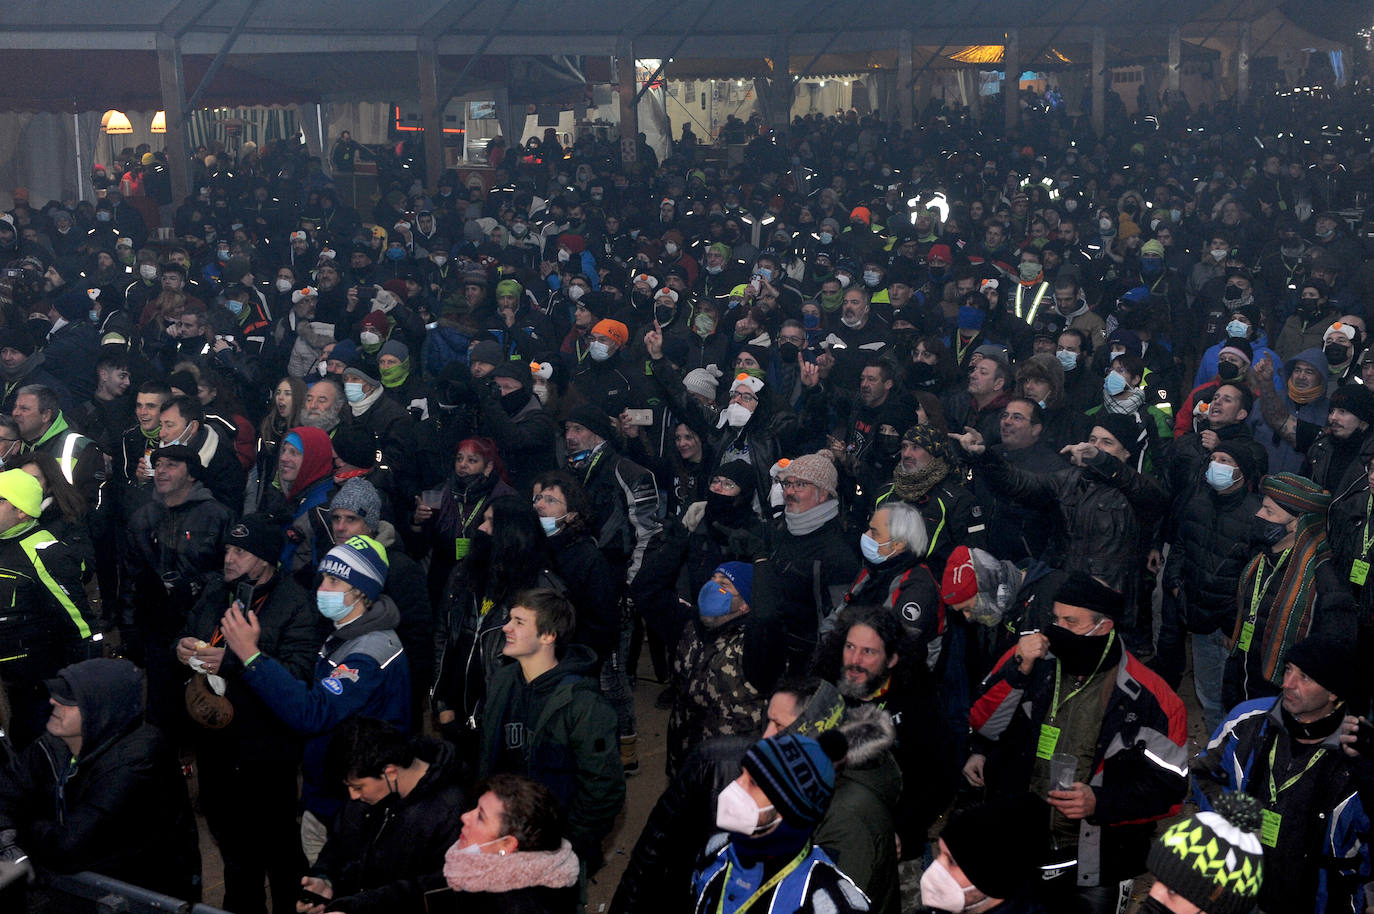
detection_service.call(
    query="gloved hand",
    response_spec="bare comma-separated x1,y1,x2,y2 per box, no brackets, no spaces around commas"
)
713,523,766,561
0,829,34,885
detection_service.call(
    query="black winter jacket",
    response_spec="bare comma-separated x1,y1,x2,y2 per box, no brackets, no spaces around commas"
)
1162,484,1261,633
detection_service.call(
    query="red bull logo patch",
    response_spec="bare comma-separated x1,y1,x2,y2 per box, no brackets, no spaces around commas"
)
321,664,359,694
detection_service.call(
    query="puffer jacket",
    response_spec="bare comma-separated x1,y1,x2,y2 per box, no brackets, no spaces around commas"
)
242,596,410,821
1162,483,1261,633
477,645,624,871
972,448,1166,599
840,553,944,670
0,659,200,898
311,739,468,914
813,707,902,914
610,735,752,914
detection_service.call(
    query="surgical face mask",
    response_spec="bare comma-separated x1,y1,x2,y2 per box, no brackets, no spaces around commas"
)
557,248,571,263
1225,319,1249,338
317,589,353,620
539,514,564,536
1205,460,1237,491
275,278,293,293
567,284,585,302
1098,217,1114,233
1018,262,1041,282
706,263,722,275
860,533,892,564
841,313,863,330
919,860,980,913
96,211,111,222
226,300,244,316
456,835,510,855
139,263,158,281
836,273,851,289
588,340,612,362
694,313,716,336
819,231,834,245
360,331,382,347
1210,248,1227,262
1055,349,1078,371
344,381,366,403
385,247,405,261
1104,370,1127,396
88,308,99,323
755,268,773,283
862,269,881,287
664,242,679,256
715,780,774,835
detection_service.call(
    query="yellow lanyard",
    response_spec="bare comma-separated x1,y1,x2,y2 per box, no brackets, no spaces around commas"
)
955,333,977,365
1048,630,1116,722
716,844,811,914
1247,548,1291,626
1266,738,1324,802
1361,496,1374,558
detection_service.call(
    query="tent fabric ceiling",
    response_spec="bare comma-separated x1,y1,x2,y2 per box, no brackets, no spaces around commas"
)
0,0,1351,112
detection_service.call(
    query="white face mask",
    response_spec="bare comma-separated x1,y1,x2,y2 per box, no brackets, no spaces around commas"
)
567,284,586,301
841,313,863,329
139,264,158,281
275,278,293,293
588,340,612,361
862,270,881,287
919,859,982,912
664,242,679,256
557,248,571,263
456,835,509,855
360,331,381,346
715,781,774,835
717,402,753,428
433,255,448,267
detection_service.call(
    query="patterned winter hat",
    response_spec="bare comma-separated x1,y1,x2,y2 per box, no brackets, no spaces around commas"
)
1146,792,1264,914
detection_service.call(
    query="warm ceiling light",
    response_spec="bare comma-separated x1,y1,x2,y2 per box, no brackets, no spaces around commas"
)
102,110,133,134
150,111,166,133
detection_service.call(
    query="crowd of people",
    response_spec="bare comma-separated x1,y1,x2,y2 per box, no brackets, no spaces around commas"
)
0,75,1371,914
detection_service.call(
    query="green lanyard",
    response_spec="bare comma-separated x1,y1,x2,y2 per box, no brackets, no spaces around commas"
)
1247,548,1291,624
716,843,810,914
579,448,605,483
1048,630,1116,722
1360,496,1374,558
1267,738,1324,802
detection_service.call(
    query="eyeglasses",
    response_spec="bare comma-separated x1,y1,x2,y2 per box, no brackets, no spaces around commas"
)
730,391,758,404
1000,411,1032,423
710,477,741,491
532,493,565,507
781,478,814,491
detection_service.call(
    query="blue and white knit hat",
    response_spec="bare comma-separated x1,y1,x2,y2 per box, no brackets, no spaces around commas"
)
318,534,389,601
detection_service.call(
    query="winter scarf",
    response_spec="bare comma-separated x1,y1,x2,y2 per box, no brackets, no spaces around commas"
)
442,838,580,893
891,457,950,502
783,498,839,536
1232,513,1330,686
1102,385,1146,415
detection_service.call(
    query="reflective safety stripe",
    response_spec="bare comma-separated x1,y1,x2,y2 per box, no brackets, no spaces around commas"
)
20,530,91,639
57,434,78,485
1015,283,1050,324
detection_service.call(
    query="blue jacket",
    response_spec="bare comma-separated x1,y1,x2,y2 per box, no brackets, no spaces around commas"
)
1192,697,1373,914
243,596,410,820
1194,332,1283,393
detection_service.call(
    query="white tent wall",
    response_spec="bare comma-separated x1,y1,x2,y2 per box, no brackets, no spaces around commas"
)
0,111,100,211
324,102,395,147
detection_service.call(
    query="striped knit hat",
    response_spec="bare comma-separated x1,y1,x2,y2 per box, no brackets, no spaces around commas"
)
317,535,389,601
1259,472,1331,517
742,731,847,827
1147,792,1264,914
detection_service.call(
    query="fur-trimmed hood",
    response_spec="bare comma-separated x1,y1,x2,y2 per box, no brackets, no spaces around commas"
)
838,703,896,768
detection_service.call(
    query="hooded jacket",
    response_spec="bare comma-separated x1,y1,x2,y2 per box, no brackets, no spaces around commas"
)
812,707,902,914
477,645,624,871
668,611,768,777
0,659,199,897
242,595,410,821
311,739,468,914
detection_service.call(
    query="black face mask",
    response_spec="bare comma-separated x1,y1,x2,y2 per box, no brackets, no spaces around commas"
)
1252,517,1289,548
1045,623,1113,675
1217,360,1242,381
908,362,937,388
1324,343,1351,365
655,305,676,326
500,386,531,415
631,289,654,308
875,433,902,457
1223,284,1243,302
778,341,801,362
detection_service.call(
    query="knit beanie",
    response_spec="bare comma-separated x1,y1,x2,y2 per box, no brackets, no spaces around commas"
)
1259,472,1331,518
379,339,409,363
344,360,380,387
591,319,629,347
713,561,753,606
1210,441,1258,489
715,460,757,499
742,731,848,827
1053,571,1126,619
564,404,616,443
331,424,377,470
1218,337,1254,367
225,513,284,565
940,546,979,606
1329,384,1374,427
782,450,837,497
0,468,42,518
1092,413,1146,462
1284,632,1363,704
330,478,382,534
941,793,1050,900
52,288,93,321
683,366,722,400
902,423,955,463
468,339,504,366
1146,792,1264,914
495,278,522,299
317,534,389,601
